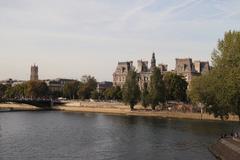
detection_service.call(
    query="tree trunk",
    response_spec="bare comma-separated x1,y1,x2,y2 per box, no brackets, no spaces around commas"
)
151,105,155,110
130,105,134,111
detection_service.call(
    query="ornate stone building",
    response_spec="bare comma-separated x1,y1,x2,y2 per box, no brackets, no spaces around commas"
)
30,64,39,81
112,61,134,88
113,54,210,89
113,53,167,89
175,58,210,83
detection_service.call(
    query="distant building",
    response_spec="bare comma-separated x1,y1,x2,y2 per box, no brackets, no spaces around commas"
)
113,61,134,88
175,58,210,83
158,64,168,73
0,79,25,86
113,53,168,89
0,78,14,85
12,80,26,86
30,64,39,81
97,81,113,92
113,54,210,89
193,60,210,74
45,78,77,93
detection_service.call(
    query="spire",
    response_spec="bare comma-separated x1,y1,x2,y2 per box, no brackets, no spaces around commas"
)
151,52,156,70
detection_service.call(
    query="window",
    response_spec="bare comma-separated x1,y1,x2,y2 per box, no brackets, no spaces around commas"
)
122,67,126,73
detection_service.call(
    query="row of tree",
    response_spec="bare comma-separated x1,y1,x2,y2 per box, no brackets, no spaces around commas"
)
0,81,49,99
0,75,122,101
122,69,188,110
63,76,97,100
0,76,98,100
188,30,240,120
0,71,188,106
58,72,188,106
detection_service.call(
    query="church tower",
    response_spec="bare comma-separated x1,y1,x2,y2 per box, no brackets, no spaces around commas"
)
30,64,39,81
150,52,156,70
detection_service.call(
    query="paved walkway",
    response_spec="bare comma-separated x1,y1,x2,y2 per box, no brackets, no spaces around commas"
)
209,137,240,160
220,138,240,154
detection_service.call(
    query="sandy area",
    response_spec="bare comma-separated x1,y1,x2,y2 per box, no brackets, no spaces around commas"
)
58,101,240,122
0,103,39,111
1,101,239,121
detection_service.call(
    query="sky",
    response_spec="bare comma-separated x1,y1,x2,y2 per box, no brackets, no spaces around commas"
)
0,0,240,81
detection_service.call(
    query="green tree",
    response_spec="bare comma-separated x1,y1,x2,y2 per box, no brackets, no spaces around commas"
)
104,86,122,101
91,90,99,100
63,81,80,99
114,86,122,100
149,68,166,110
122,70,140,110
103,86,121,100
141,83,150,108
103,87,113,100
5,83,27,99
78,75,97,100
50,91,63,99
0,84,8,98
26,81,49,99
189,30,240,120
164,72,188,102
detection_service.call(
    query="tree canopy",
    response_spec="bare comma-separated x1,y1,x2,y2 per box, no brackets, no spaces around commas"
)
78,75,97,100
122,70,140,110
63,81,80,99
141,82,150,108
164,72,188,102
0,84,8,98
149,68,166,110
103,86,122,101
189,30,240,120
26,81,49,99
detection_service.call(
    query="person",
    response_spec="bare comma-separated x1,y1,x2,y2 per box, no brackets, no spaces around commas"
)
234,132,237,138
224,133,227,138
236,132,239,138
231,129,234,137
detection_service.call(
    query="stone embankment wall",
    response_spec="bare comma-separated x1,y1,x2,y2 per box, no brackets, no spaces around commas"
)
209,138,240,160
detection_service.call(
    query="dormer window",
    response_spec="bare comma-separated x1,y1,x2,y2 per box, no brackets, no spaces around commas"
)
122,67,126,73
184,64,187,71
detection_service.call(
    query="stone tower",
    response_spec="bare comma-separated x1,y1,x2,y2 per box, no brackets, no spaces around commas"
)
30,64,39,81
150,52,156,70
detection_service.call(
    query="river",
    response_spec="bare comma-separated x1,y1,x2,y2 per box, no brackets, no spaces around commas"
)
0,111,238,160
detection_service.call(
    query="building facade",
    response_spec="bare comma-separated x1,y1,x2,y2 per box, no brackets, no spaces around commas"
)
175,58,210,83
97,81,113,92
113,54,210,89
112,61,134,88
113,53,167,89
30,64,39,81
0,79,25,86
45,78,77,93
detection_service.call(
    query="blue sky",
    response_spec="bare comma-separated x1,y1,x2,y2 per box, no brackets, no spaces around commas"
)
0,0,240,81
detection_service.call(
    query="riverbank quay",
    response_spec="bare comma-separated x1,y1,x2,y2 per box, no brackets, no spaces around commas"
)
209,137,240,160
57,101,240,121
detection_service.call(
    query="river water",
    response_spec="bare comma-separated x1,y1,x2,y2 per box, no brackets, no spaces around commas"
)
0,111,239,160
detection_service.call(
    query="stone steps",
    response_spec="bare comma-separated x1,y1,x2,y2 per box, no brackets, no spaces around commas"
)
209,138,240,160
